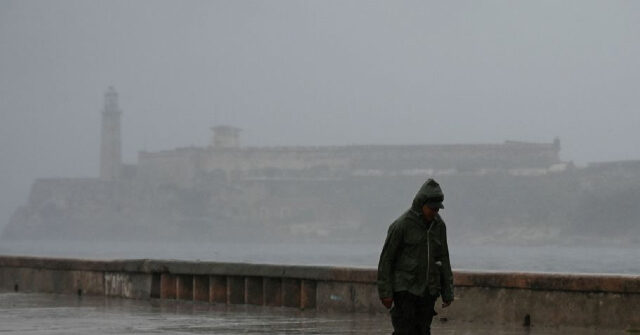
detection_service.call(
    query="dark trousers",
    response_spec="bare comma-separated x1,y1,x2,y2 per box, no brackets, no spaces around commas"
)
390,291,438,335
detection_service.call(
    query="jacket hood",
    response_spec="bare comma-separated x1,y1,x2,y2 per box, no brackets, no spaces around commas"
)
411,179,444,211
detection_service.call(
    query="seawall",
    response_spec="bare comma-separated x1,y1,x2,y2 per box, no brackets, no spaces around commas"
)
0,255,638,330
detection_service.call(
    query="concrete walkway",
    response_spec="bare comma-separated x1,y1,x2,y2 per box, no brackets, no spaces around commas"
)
0,293,621,334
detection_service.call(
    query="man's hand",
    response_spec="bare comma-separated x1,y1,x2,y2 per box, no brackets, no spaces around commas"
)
441,300,452,308
380,297,393,309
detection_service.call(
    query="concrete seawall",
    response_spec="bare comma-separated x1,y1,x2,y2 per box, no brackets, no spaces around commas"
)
0,255,638,330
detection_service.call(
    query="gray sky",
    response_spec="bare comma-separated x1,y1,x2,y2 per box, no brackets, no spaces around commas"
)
1,0,640,230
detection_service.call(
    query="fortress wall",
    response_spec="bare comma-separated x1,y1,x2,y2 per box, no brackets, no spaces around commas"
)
136,141,561,185
3,178,150,240
11,179,122,230
7,164,639,243
203,148,351,173
339,142,560,171
0,256,637,330
138,149,200,187
27,178,115,209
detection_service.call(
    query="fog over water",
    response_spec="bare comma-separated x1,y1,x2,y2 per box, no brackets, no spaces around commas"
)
1,1,640,273
1,241,639,275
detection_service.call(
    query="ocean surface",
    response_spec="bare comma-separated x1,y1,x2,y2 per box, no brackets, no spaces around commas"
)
0,240,638,274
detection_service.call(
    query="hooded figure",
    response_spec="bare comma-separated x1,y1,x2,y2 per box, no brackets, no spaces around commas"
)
411,178,445,211
377,179,454,335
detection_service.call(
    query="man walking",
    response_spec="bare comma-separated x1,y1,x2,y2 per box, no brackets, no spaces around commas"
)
377,179,454,335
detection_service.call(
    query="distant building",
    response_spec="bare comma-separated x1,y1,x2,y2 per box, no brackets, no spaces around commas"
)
210,126,241,148
4,88,639,243
137,127,564,187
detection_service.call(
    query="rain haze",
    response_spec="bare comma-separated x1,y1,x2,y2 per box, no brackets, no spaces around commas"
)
1,1,640,273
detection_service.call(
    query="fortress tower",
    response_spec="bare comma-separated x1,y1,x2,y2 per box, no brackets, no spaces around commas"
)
100,87,122,180
210,125,241,148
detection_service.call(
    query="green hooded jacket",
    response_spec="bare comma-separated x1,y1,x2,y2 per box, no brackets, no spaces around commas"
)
377,179,454,302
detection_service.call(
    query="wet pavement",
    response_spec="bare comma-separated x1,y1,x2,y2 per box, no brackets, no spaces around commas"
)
0,292,625,334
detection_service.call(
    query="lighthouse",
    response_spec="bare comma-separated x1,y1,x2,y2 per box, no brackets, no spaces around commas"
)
100,86,122,180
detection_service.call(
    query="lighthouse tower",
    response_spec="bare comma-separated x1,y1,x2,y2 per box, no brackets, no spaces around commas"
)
100,87,122,180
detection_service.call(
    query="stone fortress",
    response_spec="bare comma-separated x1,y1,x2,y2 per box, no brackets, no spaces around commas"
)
3,88,639,243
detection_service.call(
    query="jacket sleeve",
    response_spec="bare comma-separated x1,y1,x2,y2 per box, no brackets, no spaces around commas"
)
440,224,455,302
377,222,403,299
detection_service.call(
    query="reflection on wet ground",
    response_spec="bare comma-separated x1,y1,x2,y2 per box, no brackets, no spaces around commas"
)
0,293,623,334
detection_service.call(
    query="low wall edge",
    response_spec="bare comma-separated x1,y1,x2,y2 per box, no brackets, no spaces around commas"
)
1,255,638,294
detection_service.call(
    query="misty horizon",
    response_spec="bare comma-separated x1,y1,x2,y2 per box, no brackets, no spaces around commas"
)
2,1,640,233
